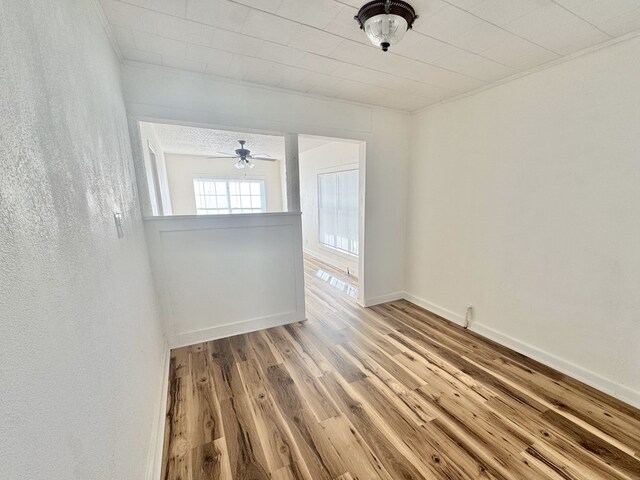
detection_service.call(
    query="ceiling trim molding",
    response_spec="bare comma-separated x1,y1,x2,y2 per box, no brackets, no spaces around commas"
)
122,60,412,117
411,27,640,115
91,0,124,63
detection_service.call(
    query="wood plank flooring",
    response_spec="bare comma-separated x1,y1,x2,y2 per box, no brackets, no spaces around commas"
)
161,256,640,480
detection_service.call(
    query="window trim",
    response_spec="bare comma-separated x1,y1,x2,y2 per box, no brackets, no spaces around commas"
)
193,176,267,215
147,142,164,216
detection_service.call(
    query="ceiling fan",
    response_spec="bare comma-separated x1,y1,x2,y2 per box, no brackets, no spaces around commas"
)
207,140,275,170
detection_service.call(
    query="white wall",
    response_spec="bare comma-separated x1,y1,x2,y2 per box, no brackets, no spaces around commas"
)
121,63,411,305
164,153,283,215
406,36,640,407
0,1,167,479
144,214,305,347
300,141,360,276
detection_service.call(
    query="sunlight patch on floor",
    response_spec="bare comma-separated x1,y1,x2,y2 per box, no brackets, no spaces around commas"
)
315,269,358,298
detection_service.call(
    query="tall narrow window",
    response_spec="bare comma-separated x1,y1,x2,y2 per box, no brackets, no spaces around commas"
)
193,178,265,215
318,169,359,255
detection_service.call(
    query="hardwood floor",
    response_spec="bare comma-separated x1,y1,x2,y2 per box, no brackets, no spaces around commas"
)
161,256,640,480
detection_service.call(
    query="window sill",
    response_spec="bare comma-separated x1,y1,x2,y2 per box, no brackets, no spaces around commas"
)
319,243,359,260
143,212,301,221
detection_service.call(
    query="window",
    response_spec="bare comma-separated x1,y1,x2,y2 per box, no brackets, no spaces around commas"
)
193,178,265,215
318,169,359,255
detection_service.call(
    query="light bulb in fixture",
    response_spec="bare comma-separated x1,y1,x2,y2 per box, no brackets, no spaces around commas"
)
235,160,245,169
355,0,417,52
246,161,256,170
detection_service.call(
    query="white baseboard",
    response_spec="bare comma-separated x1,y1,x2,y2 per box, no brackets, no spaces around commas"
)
146,341,171,480
362,291,405,307
170,311,305,348
402,292,466,326
400,292,639,409
615,382,640,409
470,323,640,409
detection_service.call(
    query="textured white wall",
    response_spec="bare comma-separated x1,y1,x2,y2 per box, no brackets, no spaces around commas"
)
406,36,640,407
0,1,166,479
164,153,284,214
121,63,411,304
299,141,360,275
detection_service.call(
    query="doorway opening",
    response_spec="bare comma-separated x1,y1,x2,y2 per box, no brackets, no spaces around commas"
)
298,135,365,304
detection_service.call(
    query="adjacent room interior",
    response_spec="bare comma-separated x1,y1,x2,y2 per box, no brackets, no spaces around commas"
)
2,1,640,479
299,134,363,284
138,122,288,216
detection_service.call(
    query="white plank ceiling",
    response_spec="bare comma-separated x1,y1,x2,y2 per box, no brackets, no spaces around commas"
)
101,0,640,111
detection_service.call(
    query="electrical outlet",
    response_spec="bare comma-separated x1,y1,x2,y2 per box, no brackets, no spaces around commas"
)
465,305,473,328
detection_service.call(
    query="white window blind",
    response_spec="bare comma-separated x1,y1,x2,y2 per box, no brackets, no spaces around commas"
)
193,178,265,215
318,169,359,256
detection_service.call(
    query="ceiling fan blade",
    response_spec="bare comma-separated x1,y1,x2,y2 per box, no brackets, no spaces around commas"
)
207,156,237,159
249,153,272,158
217,151,237,156
251,156,278,162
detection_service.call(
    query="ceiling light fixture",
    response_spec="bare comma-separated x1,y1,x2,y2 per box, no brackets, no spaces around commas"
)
355,0,417,52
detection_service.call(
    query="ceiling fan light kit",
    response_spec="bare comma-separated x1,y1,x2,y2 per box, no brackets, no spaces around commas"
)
233,140,254,170
355,0,417,52
235,158,256,170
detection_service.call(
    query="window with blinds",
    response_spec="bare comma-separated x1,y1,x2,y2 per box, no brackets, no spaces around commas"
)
193,178,265,215
318,169,359,256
